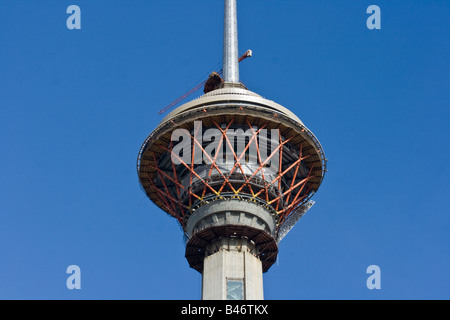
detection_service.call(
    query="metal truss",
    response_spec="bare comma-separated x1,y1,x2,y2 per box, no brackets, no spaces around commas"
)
276,200,315,243
144,117,318,228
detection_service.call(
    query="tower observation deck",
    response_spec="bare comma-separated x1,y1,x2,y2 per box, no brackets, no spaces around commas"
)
137,0,326,300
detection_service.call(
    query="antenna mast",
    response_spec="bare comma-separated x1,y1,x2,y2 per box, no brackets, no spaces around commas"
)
223,0,240,83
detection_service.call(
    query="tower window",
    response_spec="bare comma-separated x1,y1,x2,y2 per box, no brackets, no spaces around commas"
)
226,279,244,300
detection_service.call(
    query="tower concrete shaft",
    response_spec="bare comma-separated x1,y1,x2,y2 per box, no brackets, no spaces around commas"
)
202,238,263,300
186,199,276,300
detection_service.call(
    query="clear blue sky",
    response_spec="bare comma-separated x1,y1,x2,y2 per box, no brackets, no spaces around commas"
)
1,0,449,300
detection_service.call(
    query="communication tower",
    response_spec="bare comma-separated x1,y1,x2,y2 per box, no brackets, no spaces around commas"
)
137,0,326,300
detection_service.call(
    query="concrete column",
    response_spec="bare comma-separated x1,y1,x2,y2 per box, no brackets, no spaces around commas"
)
202,238,264,300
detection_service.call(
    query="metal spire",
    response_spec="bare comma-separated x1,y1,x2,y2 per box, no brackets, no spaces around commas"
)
223,0,239,83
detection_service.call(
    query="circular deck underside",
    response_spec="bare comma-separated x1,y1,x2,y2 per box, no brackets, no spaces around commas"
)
185,224,278,273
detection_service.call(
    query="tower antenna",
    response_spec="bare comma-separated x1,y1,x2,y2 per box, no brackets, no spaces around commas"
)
223,0,240,83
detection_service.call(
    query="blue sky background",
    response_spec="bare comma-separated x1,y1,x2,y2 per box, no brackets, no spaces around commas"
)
1,0,449,300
